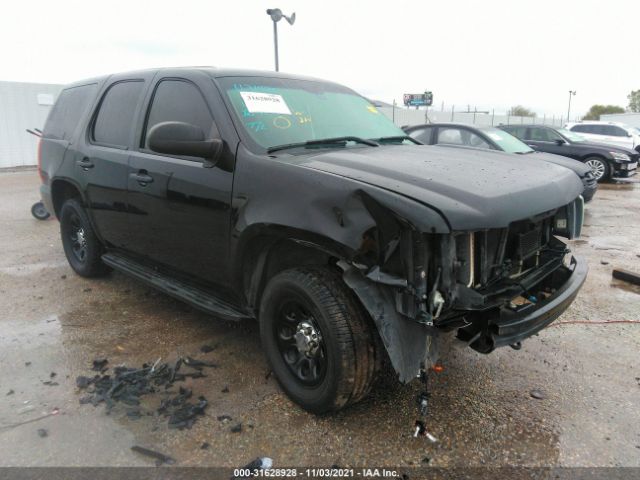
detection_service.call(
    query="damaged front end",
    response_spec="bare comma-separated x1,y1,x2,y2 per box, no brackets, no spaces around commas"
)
342,194,588,383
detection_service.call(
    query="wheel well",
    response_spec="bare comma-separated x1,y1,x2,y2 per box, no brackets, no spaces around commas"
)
51,180,82,217
242,238,339,313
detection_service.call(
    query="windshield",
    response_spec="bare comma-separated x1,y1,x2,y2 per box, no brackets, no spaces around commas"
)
218,76,406,151
558,128,586,142
479,127,533,153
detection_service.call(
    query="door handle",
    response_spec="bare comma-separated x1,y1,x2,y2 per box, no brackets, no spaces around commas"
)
76,157,94,170
130,171,154,186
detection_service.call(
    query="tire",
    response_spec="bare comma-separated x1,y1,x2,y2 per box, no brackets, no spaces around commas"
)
31,201,50,220
584,157,610,182
259,267,381,414
59,198,109,277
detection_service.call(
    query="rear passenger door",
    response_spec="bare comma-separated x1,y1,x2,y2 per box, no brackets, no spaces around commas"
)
77,73,152,249
126,74,235,287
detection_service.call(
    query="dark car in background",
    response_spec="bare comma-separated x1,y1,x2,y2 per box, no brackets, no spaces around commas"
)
404,123,597,202
498,125,638,182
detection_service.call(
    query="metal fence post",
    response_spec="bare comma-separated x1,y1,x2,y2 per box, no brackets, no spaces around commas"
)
451,105,455,122
491,109,495,126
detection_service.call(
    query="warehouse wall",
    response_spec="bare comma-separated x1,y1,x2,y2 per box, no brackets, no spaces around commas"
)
600,113,640,128
0,81,63,168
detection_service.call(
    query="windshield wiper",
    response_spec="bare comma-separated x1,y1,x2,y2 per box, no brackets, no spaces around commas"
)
373,135,421,145
267,136,379,154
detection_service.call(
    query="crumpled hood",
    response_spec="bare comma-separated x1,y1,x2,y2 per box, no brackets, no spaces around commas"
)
293,145,583,231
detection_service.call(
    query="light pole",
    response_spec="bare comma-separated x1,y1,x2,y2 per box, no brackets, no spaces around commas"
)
266,8,296,72
567,90,576,122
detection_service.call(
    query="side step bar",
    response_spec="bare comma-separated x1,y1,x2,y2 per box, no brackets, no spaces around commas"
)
102,252,251,322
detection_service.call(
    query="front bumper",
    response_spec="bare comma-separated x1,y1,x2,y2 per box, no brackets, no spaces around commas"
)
613,160,638,177
459,255,587,352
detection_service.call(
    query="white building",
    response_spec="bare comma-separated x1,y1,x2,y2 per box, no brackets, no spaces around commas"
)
0,81,63,168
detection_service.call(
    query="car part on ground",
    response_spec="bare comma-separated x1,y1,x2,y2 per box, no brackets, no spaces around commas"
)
30,201,50,220
39,67,588,413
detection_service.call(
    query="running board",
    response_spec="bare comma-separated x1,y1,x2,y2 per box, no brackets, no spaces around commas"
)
102,252,251,322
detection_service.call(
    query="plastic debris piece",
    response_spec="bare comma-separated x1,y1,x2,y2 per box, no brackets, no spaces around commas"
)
92,358,108,372
131,445,175,466
37,428,48,438
221,386,229,393
217,415,232,422
50,372,57,378
200,442,210,450
200,345,215,353
530,389,545,400
230,423,242,433
6,390,14,396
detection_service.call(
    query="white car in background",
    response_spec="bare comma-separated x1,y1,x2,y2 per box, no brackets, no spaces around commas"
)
565,121,640,151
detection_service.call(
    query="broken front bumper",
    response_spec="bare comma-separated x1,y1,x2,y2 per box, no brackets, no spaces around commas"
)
461,255,587,352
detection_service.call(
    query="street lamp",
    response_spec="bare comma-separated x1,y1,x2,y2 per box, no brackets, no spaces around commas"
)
567,90,576,122
266,8,296,72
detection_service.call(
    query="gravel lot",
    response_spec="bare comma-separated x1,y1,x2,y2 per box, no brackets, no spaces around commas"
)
0,169,639,470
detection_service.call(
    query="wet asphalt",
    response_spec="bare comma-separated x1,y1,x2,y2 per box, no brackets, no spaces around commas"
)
0,169,639,468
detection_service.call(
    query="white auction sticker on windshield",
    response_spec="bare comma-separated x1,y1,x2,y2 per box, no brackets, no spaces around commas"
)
240,92,291,115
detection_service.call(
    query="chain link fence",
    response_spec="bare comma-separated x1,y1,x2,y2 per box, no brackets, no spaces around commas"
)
378,104,580,129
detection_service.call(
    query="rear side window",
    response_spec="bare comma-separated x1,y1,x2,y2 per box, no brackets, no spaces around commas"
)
503,126,527,139
408,126,433,144
143,80,216,148
93,81,145,147
43,84,97,141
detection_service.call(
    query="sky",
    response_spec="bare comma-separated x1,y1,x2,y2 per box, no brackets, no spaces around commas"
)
1,0,638,118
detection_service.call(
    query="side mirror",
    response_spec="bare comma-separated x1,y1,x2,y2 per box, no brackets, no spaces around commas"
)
148,121,222,166
554,138,566,146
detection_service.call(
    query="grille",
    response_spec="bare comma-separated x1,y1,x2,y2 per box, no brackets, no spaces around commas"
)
516,228,541,260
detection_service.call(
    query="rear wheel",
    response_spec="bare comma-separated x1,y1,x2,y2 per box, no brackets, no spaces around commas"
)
59,198,109,277
585,157,610,182
259,267,381,413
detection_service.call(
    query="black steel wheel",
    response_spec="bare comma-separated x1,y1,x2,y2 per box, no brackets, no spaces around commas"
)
59,198,109,277
259,267,381,414
31,201,50,220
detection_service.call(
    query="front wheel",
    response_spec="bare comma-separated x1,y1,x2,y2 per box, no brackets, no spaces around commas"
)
584,157,610,182
59,198,110,277
259,267,381,414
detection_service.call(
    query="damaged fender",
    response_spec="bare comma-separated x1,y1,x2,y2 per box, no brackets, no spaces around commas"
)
342,265,438,383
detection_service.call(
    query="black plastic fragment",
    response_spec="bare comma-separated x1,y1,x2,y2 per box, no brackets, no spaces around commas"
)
131,445,175,466
200,345,215,353
230,423,242,433
92,359,108,372
6,389,14,396
37,429,48,438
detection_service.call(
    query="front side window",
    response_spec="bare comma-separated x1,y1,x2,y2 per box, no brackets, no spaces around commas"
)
93,81,144,147
530,128,562,142
481,127,533,153
437,128,491,149
218,76,405,151
143,80,216,148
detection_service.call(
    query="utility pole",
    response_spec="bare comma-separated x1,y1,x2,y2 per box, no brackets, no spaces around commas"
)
567,90,576,124
266,9,296,72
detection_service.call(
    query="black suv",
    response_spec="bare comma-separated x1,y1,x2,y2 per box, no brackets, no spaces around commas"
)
499,124,638,182
39,67,587,413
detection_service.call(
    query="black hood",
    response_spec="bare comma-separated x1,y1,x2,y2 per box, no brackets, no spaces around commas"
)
527,151,591,176
577,140,637,156
289,145,583,231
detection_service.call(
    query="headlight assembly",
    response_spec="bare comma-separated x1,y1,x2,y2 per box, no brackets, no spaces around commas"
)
610,152,630,161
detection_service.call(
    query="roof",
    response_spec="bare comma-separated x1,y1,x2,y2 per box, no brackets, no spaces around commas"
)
63,66,340,90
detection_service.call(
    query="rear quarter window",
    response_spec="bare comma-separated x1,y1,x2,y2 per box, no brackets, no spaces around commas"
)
43,84,97,141
92,80,145,147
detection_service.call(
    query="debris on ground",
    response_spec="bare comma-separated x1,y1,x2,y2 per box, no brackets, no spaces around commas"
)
76,356,215,429
612,268,640,287
217,415,232,422
37,428,47,438
530,389,545,400
131,445,175,466
50,372,56,378
230,423,242,433
200,442,210,450
6,390,14,396
42,380,59,386
25,362,31,367
91,358,108,372
200,344,215,353
600,260,609,265
221,386,229,393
